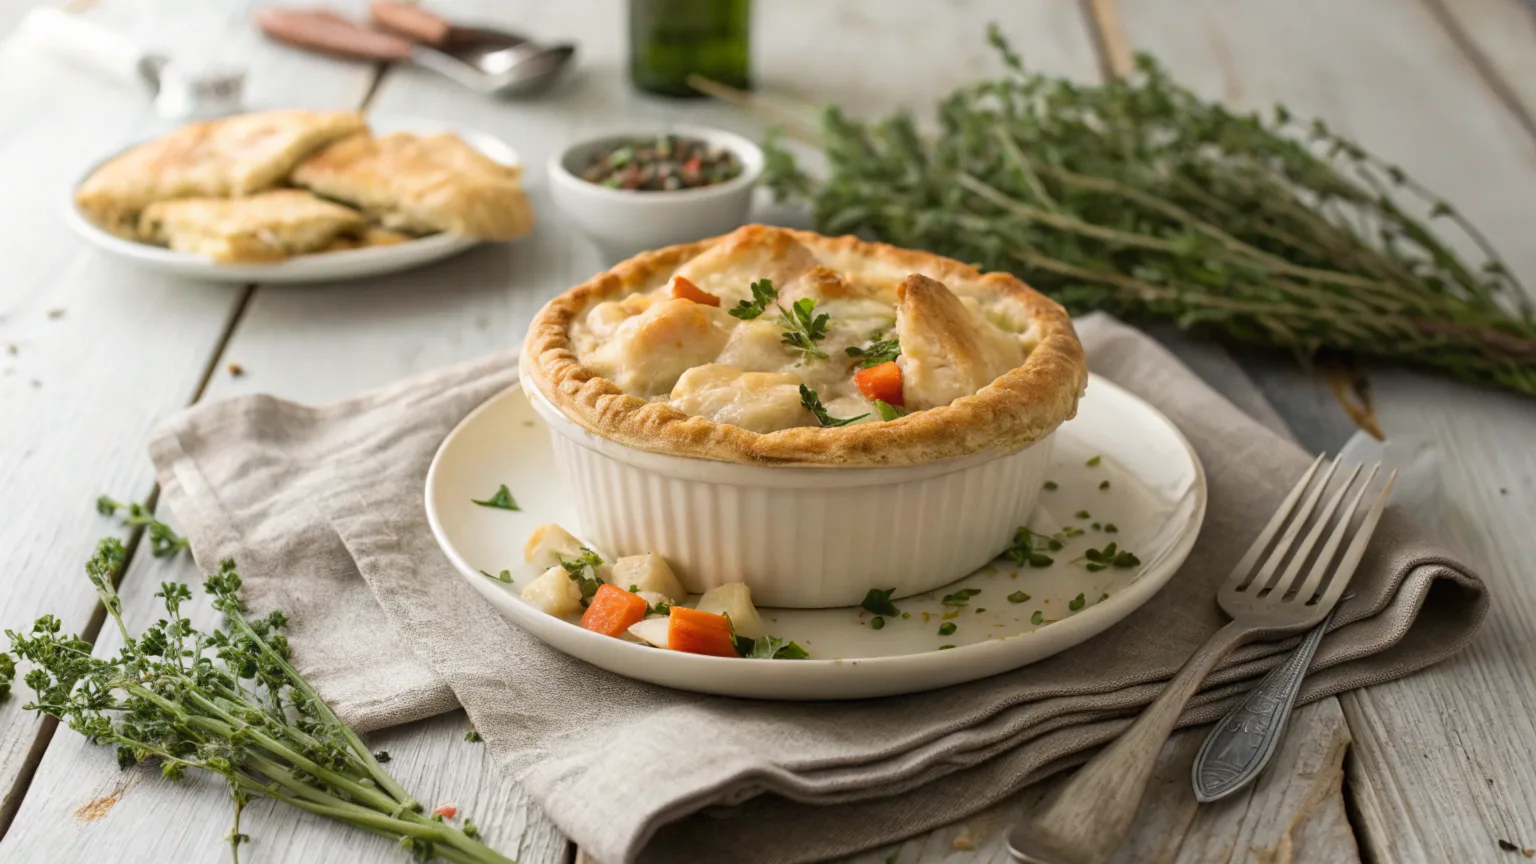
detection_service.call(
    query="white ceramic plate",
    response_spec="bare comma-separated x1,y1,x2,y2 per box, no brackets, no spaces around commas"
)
425,374,1206,699
63,115,518,284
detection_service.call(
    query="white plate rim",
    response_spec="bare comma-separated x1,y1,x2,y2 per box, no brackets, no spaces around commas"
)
424,373,1208,696
63,114,519,283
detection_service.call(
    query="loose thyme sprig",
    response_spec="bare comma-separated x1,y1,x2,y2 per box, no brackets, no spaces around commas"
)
728,279,831,360
6,539,513,864
96,494,188,558
846,335,901,369
756,26,1536,395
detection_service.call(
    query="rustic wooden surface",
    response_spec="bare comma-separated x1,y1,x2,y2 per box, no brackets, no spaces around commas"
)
0,0,1534,862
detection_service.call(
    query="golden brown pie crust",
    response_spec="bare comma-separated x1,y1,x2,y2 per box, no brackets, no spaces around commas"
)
521,225,1087,467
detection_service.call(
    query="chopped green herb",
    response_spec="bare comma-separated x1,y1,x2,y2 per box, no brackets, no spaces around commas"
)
1105,523,1119,533
372,750,390,763
871,616,886,630
478,569,513,583
628,584,640,592
1069,593,1086,611
1008,591,1030,603
1086,455,1102,467
465,730,483,743
462,819,479,839
975,607,986,614
1099,479,1111,490
649,600,672,616
1099,593,1110,602
559,547,605,602
1075,510,1091,519
1084,541,1141,569
778,297,831,360
470,484,520,511
1043,480,1058,490
1029,553,1053,568
846,336,901,368
873,399,908,421
940,588,982,607
938,622,957,636
937,644,956,650
1062,525,1085,538
1092,522,1102,531
801,384,868,427
746,635,810,659
861,587,901,616
729,278,778,319
1031,610,1045,625
1086,562,1107,572
901,612,911,620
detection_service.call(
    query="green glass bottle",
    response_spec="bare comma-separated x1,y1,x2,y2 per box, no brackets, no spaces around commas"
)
629,0,752,98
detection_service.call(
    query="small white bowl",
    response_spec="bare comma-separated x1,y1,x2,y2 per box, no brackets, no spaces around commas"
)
546,126,763,260
522,378,1056,609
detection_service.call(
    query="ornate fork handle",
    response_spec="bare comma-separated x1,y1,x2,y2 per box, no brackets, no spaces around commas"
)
1190,605,1339,802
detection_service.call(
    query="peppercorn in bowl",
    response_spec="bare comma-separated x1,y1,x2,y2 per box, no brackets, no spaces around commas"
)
547,126,763,259
519,225,1087,608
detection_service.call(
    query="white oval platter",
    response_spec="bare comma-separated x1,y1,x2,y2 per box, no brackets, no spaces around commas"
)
425,373,1206,700
64,115,518,284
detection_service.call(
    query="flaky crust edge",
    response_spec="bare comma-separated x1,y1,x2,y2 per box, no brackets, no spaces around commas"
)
520,226,1087,467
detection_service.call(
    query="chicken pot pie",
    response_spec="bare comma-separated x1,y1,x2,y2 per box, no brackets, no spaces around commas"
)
75,110,366,238
290,131,534,240
139,190,367,263
521,225,1086,467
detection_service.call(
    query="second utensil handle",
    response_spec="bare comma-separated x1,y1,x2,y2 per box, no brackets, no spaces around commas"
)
1191,607,1337,802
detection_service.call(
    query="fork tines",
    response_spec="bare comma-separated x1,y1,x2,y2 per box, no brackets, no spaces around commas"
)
1227,454,1397,607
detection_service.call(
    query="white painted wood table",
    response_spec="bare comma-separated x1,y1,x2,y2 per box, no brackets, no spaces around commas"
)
2,1,1534,862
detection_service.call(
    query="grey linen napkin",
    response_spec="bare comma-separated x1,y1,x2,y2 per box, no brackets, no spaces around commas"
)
149,314,1488,864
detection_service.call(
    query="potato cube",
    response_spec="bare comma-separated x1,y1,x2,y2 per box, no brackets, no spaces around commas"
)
524,523,585,569
520,565,583,618
606,553,687,603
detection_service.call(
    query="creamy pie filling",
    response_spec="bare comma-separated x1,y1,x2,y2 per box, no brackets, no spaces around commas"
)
568,245,1042,434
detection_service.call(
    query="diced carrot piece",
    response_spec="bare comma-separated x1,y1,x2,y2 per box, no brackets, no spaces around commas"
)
580,584,650,638
433,804,458,819
670,275,721,307
667,606,739,657
854,361,904,407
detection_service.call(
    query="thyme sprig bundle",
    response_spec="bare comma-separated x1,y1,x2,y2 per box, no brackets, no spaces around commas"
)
756,26,1536,394
5,540,512,864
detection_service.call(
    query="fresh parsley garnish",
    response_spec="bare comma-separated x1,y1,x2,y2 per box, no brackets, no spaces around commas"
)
941,588,982,607
465,730,483,742
1002,526,1059,567
873,399,907,421
1099,480,1111,490
1043,480,1058,490
1105,523,1119,533
1031,610,1045,625
1007,591,1030,604
1086,455,1102,467
938,622,957,636
846,336,901,369
1075,510,1091,519
558,547,605,601
861,587,901,616
870,616,886,630
1083,541,1140,572
471,484,520,511
729,278,778,319
801,384,868,427
777,297,831,359
1068,593,1087,612
478,568,513,583
743,635,810,660
96,494,189,558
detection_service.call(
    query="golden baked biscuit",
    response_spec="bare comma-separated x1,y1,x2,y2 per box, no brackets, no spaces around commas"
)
139,190,366,263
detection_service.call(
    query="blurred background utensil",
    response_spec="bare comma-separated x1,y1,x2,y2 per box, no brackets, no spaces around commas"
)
255,3,574,98
18,7,246,118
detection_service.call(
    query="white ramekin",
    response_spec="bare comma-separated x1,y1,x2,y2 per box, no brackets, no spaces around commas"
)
547,126,764,261
523,379,1055,609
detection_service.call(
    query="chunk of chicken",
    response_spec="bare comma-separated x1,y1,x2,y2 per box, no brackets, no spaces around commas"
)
894,274,1025,410
524,523,585,570
673,227,818,307
668,364,811,433
584,298,732,397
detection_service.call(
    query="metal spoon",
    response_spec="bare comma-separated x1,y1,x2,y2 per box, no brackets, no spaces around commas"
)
255,6,574,98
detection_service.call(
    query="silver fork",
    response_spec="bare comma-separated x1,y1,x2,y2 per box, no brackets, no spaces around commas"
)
1007,455,1395,864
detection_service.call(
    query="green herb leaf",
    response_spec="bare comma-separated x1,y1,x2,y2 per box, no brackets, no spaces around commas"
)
778,297,831,360
938,622,957,636
1086,455,1102,467
1030,610,1045,625
96,494,189,558
746,635,810,660
873,399,908,421
846,336,901,368
471,484,520,511
465,730,483,742
729,278,778,319
1028,553,1054,568
478,568,513,583
559,547,605,601
1075,510,1091,519
1099,479,1111,490
871,616,886,630
1007,591,1031,604
941,588,983,607
937,644,956,650
1069,593,1087,612
801,384,868,427
861,587,901,616
1043,480,1058,491
1105,523,1119,533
